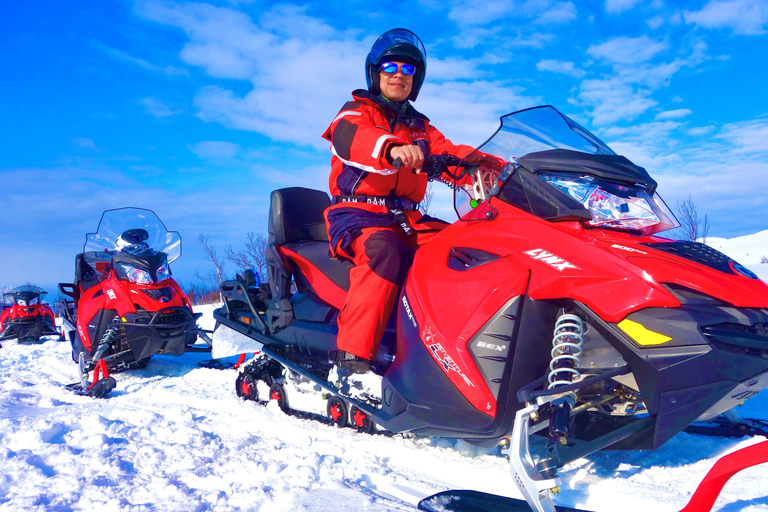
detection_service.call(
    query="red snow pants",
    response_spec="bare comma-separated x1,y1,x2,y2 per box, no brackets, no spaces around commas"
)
336,221,445,360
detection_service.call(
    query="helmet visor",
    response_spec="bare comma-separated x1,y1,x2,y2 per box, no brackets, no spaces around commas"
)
370,29,426,67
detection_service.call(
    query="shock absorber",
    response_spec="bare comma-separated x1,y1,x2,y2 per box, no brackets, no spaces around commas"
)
92,325,119,363
547,313,584,443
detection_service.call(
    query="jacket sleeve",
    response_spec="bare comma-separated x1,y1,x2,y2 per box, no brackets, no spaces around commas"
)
322,103,408,176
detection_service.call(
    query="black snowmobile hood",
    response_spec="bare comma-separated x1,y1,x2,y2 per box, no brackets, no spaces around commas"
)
516,149,658,194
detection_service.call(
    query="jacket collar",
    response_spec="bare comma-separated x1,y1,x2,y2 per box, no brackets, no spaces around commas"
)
352,89,429,122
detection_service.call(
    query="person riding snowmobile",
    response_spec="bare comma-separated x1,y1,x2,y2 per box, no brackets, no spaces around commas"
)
323,28,483,373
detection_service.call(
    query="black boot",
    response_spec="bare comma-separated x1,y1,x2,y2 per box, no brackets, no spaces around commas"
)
331,350,372,374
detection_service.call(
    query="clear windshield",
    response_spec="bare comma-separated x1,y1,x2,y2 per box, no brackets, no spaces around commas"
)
84,208,182,263
453,106,679,234
482,105,615,162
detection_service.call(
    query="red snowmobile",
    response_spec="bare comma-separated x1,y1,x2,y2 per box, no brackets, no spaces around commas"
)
59,207,209,397
214,106,768,512
0,285,60,343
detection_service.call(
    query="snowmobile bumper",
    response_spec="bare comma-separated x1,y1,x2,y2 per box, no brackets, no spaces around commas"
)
0,317,59,342
112,306,198,361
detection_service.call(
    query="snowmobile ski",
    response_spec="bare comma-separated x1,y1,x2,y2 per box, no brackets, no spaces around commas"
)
65,378,116,399
419,439,768,512
418,490,590,512
685,409,768,438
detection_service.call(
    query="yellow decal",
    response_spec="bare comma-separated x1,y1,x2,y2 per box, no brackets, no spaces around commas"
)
618,319,672,346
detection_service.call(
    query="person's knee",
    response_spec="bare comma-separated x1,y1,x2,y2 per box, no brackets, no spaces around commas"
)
363,230,407,284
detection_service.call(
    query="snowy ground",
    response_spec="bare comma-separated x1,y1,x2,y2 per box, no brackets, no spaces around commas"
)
0,305,767,512
2,230,768,512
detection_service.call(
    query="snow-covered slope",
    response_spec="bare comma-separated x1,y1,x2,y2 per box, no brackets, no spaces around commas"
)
706,230,768,282
3,242,768,511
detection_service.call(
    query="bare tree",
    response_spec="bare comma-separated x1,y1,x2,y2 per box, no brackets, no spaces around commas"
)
195,234,226,302
225,232,268,283
186,282,222,305
419,182,435,216
674,195,710,243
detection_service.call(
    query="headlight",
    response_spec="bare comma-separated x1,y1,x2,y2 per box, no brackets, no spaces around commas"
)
155,261,172,282
16,299,27,307
29,297,39,306
119,263,153,285
540,174,680,234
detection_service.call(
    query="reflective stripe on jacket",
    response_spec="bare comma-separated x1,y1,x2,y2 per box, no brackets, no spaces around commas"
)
322,90,474,256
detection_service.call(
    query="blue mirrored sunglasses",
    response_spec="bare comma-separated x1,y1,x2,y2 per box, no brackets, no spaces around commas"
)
379,62,416,75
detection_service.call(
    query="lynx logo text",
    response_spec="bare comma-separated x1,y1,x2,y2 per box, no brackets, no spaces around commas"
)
523,248,579,272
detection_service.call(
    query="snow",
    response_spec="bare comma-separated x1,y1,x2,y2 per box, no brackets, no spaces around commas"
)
2,231,768,512
705,230,768,282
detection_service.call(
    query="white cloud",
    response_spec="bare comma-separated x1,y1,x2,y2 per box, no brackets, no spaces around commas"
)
717,118,768,154
576,39,707,125
135,2,367,150
646,15,665,29
537,59,586,78
593,117,768,235
448,0,515,25
684,0,768,35
70,137,96,150
94,41,188,76
534,2,577,24
0,162,276,290
654,109,692,120
587,36,669,65
138,97,182,117
577,78,658,125
136,1,541,151
687,125,716,136
429,56,489,81
188,141,242,161
448,0,575,28
605,0,640,14
418,80,539,146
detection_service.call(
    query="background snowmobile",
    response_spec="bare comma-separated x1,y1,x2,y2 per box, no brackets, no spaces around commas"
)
59,207,211,397
0,285,60,343
213,106,768,512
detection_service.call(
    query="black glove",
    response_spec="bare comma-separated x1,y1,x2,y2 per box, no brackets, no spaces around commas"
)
421,154,463,180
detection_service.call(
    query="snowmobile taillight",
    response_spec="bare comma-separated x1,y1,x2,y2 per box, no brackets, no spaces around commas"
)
540,173,680,234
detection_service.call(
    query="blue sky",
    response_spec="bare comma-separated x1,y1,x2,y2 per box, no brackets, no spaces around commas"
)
2,0,768,295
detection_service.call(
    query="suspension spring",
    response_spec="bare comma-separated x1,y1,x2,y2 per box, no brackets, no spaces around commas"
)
93,326,119,363
547,313,584,390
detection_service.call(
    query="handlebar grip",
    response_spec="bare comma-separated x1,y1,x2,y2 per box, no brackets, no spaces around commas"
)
393,157,403,170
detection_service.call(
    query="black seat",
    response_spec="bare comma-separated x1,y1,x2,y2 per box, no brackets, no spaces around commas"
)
269,187,331,245
268,188,353,295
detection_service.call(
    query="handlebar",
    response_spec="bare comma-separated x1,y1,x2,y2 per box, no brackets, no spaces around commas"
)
393,154,478,181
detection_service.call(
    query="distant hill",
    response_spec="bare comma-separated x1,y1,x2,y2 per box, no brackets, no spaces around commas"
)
706,229,768,282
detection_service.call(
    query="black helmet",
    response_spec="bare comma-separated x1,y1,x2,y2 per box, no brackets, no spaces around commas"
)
365,28,427,101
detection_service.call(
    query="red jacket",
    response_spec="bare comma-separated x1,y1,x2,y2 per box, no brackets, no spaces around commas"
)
323,90,475,255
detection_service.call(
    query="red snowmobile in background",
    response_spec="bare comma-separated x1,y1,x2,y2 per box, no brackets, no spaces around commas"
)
0,285,60,343
213,106,768,512
59,207,209,397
